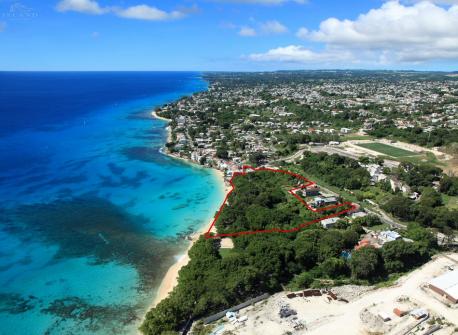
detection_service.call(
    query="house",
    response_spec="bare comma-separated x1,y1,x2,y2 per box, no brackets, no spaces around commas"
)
410,309,428,320
177,116,186,127
350,212,367,220
312,196,339,208
379,230,401,243
366,164,387,184
378,312,391,322
428,270,458,303
393,308,408,317
321,217,339,229
355,239,375,250
389,177,411,193
302,185,320,197
340,127,351,134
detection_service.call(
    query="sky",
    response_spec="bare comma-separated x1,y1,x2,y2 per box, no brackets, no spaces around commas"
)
0,0,457,71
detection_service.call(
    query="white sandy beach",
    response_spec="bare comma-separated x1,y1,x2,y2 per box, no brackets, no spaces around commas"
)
151,110,172,122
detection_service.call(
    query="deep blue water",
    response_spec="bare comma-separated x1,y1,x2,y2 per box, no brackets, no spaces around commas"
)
0,72,225,334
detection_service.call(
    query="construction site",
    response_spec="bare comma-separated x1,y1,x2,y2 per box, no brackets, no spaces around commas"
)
194,253,458,335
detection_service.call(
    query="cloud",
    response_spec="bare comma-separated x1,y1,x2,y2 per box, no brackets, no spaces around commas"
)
56,0,106,14
248,45,353,63
115,5,186,21
237,20,288,36
405,0,458,4
239,26,257,36
295,27,308,39
251,1,458,65
56,1,191,21
213,0,306,4
260,20,288,34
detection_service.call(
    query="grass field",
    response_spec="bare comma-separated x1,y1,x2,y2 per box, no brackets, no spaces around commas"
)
357,142,419,157
443,194,458,210
219,248,237,258
342,134,374,141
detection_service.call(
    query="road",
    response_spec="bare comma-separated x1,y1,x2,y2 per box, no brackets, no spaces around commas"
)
365,207,406,230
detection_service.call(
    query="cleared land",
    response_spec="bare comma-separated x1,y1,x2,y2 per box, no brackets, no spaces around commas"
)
213,253,458,335
357,142,419,157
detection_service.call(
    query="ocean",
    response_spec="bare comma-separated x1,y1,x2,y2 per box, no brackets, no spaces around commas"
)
0,72,225,334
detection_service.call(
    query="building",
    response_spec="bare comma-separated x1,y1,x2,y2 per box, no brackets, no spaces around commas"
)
350,212,367,220
302,185,320,197
312,196,339,208
410,309,429,320
378,230,401,243
320,217,339,229
428,270,458,303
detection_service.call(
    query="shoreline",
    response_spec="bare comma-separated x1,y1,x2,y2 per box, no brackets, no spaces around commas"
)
151,111,173,143
151,110,172,123
148,170,226,309
141,111,229,329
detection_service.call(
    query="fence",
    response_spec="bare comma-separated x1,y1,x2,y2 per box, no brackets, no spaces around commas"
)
203,293,270,324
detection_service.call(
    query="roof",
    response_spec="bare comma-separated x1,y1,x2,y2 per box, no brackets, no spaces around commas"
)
321,217,339,225
380,230,401,241
428,270,458,300
351,212,367,218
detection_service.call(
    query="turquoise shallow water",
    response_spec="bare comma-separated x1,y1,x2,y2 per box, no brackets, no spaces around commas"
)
0,72,225,334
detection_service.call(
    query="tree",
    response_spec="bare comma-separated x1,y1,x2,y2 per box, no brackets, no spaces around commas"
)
249,151,267,166
317,230,345,262
318,257,349,278
419,187,443,208
216,147,229,159
294,229,321,269
288,271,314,291
405,224,437,251
352,215,382,227
382,196,414,221
342,229,360,249
439,176,458,195
432,207,458,230
381,240,427,273
349,247,381,279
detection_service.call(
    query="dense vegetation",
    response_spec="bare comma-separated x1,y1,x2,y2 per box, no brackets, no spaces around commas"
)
300,152,371,190
215,171,324,234
141,158,437,335
369,124,458,147
377,162,458,233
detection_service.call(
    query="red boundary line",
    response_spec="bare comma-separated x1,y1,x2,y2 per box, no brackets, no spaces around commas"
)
204,165,357,239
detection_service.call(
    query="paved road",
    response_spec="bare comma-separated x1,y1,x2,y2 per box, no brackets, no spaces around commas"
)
365,207,406,229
